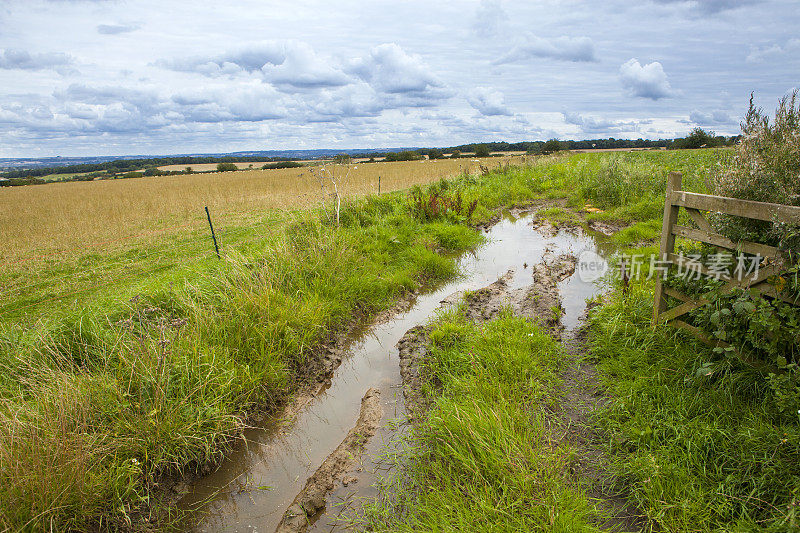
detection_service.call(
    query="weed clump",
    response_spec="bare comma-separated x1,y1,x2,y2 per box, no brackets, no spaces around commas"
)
407,185,477,223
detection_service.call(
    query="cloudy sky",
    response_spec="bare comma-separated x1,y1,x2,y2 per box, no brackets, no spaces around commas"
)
0,0,797,157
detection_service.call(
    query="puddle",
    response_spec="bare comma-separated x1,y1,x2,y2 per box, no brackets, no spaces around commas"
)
179,213,615,532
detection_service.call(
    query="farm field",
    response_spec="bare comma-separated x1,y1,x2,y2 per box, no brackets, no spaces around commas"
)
1,155,523,262
1,147,798,532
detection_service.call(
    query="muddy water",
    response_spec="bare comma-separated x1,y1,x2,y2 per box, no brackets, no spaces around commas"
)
180,212,613,532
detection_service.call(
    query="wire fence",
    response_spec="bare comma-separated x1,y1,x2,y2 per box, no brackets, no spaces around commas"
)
0,207,286,321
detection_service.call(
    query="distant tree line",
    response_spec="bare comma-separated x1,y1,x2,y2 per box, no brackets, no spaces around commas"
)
1,132,741,187
0,155,296,180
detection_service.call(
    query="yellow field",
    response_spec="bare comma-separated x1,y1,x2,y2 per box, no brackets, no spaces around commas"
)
1,156,525,263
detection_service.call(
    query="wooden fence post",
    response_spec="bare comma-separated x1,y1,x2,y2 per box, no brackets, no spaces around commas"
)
652,171,682,323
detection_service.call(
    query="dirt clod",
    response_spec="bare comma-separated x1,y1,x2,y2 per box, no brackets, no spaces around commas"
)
275,388,383,533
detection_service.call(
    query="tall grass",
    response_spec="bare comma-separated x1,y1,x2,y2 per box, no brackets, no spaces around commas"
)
364,310,602,531
0,193,483,530
590,280,800,530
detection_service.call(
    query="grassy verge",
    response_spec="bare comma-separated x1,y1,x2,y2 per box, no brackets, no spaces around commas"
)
0,196,484,530
0,156,570,531
364,309,602,531
589,277,800,531
361,148,799,532
1,148,752,531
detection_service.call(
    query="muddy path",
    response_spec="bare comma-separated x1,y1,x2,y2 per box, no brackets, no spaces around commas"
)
178,209,616,532
395,237,646,530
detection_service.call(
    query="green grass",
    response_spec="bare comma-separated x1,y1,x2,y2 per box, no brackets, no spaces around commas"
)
361,148,799,532
536,206,575,227
0,192,484,530
364,309,602,532
589,278,800,531
4,148,773,531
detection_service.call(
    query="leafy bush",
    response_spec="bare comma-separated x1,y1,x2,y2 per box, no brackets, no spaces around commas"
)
473,144,491,157
680,93,800,414
385,150,423,162
668,127,731,150
541,139,563,154
216,162,238,172
711,91,800,251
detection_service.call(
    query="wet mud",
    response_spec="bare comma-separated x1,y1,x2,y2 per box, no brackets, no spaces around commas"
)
180,210,617,532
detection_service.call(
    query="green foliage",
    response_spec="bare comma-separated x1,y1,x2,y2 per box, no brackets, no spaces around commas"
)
541,138,563,154
690,281,800,415
364,311,601,531
262,161,304,169
216,162,238,172
384,150,423,162
408,185,477,223
333,153,352,164
119,171,144,179
711,91,800,250
668,127,732,150
590,281,800,530
473,144,491,157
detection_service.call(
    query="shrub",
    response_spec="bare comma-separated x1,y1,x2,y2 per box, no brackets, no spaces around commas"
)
262,161,303,170
669,127,722,149
541,139,563,154
682,92,800,415
473,144,491,157
711,91,800,251
408,186,477,223
385,151,423,162
216,162,238,172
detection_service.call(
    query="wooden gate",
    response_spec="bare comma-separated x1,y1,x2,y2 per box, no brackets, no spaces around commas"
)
652,171,800,344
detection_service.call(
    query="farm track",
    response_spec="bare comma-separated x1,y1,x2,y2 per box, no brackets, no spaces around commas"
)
175,205,638,532
397,251,646,531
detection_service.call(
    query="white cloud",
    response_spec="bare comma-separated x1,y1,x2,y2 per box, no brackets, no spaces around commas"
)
468,87,511,116
619,59,675,100
746,39,800,63
97,23,139,35
158,40,350,89
347,43,450,103
0,48,75,74
472,0,508,38
650,0,761,14
493,34,597,64
689,109,737,126
562,110,639,134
